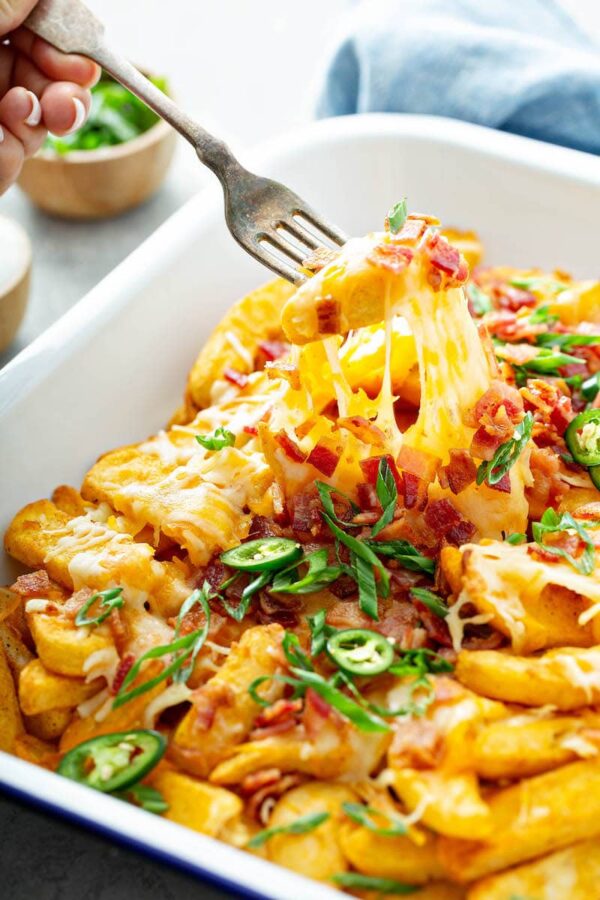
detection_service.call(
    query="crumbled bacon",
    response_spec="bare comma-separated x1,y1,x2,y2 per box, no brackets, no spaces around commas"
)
445,518,477,545
495,284,536,312
223,367,249,388
401,472,425,510
275,429,306,463
426,233,462,276
487,473,512,494
393,218,427,244
11,570,58,599
248,516,283,540
111,653,135,695
438,449,477,495
251,698,302,740
389,717,443,769
526,447,568,519
108,609,129,656
412,599,453,647
549,394,574,435
290,489,324,535
257,340,288,362
424,499,469,539
397,445,441,483
367,241,414,274
360,454,403,490
357,481,380,510
316,295,341,334
483,311,545,344
472,381,524,426
62,587,95,620
337,415,386,446
521,379,574,441
307,441,341,476
192,681,235,731
243,424,258,436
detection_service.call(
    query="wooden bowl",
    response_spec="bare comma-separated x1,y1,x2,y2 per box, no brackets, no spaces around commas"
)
0,216,31,353
18,114,176,220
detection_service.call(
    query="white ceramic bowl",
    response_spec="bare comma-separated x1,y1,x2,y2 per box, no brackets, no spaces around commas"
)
1,114,599,899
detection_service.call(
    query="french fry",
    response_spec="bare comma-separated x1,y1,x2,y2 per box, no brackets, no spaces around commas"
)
19,658,102,715
456,647,600,709
387,769,492,840
473,711,600,779
150,769,243,838
265,782,355,881
172,624,285,778
0,622,34,675
0,643,23,751
339,823,445,884
24,709,72,742
467,837,600,900
439,758,600,881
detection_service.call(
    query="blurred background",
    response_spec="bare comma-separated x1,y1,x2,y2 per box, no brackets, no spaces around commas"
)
1,1,600,898
0,0,598,369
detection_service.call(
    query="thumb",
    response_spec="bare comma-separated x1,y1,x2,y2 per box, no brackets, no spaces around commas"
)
0,0,38,34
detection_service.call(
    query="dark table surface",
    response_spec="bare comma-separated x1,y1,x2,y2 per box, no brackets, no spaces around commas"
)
0,790,238,899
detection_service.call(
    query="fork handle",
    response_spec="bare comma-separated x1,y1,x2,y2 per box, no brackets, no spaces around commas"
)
24,0,240,178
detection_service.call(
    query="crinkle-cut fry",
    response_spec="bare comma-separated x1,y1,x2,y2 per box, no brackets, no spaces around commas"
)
181,277,295,417
59,660,164,752
466,837,600,900
456,647,600,710
441,541,600,654
148,768,243,838
19,658,102,715
0,643,23,751
438,758,600,882
387,768,492,840
172,624,285,779
473,711,600,780
339,823,445,884
82,440,274,567
24,708,72,742
210,718,389,786
281,229,529,539
4,499,192,618
264,782,355,881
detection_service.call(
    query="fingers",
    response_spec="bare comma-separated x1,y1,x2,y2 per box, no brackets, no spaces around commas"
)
0,85,44,158
0,0,38,35
10,27,100,88
40,80,90,136
0,122,24,196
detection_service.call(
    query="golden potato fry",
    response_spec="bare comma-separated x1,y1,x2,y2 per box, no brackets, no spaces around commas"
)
441,541,599,653
172,624,285,778
0,643,23,751
265,782,355,881
13,733,59,769
467,837,600,900
0,587,20,623
28,614,113,678
184,278,295,414
473,711,600,779
24,708,72,742
388,769,492,840
339,823,445,884
0,621,34,675
19,658,102,715
439,758,600,881
150,769,242,837
456,647,600,710
548,280,600,325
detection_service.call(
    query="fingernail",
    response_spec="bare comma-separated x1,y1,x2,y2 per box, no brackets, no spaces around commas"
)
0,125,4,144
24,91,41,127
66,97,86,134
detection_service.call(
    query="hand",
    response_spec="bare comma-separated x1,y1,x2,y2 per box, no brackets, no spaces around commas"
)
0,0,100,194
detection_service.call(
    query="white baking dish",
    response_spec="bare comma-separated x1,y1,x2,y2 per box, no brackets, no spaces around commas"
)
1,113,599,898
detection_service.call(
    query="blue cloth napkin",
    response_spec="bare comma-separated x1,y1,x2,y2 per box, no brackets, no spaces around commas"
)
317,0,600,155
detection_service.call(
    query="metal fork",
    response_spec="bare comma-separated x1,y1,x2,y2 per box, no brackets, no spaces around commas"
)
23,0,347,284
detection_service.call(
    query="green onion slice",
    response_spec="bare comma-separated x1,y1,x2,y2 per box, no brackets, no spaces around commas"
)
247,811,330,849
75,587,124,628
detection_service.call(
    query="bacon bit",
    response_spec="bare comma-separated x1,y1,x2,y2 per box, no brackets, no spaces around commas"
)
108,609,129,656
397,445,441,483
412,599,453,647
290,489,323,535
472,381,524,426
265,361,301,390
302,688,333,740
521,379,574,442
307,440,341,476
528,531,583,564
11,570,57,599
248,516,283,540
192,682,235,731
251,699,303,740
241,768,281,795
357,481,380,510
550,394,574,435
243,424,258,436
337,415,386,446
445,519,476,545
470,425,504,461
275,429,307,463
496,285,536,312
302,246,338,274
426,233,462,276
360,454,403,490
111,654,135,695
488,473,512,494
394,218,427,244
224,367,249,388
316,295,341,334
389,718,443,770
62,587,95,620
257,340,288,362
402,471,426,510
367,241,414,274
439,449,478,495
424,499,462,534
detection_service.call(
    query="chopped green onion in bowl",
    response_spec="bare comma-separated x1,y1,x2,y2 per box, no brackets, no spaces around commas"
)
45,72,168,154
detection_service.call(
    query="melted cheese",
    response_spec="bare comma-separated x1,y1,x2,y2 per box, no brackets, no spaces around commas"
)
445,592,494,652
